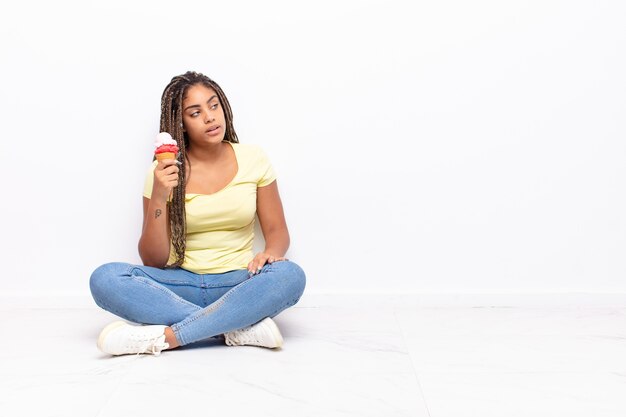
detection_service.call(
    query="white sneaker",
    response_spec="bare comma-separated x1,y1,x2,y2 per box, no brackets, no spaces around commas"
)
97,321,169,356
224,317,284,349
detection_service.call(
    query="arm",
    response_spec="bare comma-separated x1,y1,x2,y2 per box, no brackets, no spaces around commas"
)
138,196,171,267
138,159,179,267
247,180,290,273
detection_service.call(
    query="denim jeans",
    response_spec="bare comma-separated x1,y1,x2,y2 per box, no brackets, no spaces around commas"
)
89,260,306,346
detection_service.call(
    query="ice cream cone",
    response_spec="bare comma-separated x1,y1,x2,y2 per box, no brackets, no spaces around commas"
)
154,132,179,162
156,152,176,161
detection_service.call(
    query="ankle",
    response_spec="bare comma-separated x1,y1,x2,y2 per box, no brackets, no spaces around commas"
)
164,327,180,349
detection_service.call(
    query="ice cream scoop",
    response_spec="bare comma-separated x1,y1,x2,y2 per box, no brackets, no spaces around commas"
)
154,132,179,161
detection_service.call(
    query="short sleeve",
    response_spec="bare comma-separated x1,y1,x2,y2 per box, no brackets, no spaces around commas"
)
257,147,277,187
143,160,158,198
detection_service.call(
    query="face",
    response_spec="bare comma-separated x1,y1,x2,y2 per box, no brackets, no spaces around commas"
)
181,84,226,146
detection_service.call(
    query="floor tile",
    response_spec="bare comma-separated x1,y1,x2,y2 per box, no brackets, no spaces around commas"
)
0,305,429,417
416,371,626,417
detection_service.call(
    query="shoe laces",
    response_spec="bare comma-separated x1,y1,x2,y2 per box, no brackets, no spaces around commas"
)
225,325,260,346
134,334,169,357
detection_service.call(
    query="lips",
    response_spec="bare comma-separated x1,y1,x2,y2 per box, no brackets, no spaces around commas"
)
206,125,221,135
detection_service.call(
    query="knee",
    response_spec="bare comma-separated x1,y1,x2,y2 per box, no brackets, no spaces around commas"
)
89,262,129,302
270,260,306,298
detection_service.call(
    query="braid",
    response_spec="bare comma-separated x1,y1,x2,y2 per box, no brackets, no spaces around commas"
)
157,71,238,268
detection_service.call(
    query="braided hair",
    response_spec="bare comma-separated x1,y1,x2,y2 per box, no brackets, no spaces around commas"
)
158,71,239,268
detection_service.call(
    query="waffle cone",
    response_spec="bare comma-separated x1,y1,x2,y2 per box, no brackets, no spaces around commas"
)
156,152,176,161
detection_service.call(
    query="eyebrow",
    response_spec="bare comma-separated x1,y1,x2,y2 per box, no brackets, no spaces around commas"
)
183,95,218,112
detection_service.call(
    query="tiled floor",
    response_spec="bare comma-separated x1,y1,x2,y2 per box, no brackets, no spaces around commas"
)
1,296,625,416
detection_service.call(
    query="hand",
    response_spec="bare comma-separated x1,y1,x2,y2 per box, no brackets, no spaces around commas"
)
152,159,180,202
247,252,287,276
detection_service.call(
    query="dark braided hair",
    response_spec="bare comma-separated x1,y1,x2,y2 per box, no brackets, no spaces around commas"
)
158,71,239,268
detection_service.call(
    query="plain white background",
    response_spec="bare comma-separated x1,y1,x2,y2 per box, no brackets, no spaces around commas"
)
0,0,624,297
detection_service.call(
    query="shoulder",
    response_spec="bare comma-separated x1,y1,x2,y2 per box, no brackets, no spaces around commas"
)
231,142,270,161
231,142,276,183
231,142,264,154
144,159,158,175
142,159,159,197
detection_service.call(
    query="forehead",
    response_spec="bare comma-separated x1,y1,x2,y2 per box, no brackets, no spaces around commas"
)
183,84,217,104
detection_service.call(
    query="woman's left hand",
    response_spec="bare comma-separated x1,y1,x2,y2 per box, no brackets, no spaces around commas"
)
248,252,287,276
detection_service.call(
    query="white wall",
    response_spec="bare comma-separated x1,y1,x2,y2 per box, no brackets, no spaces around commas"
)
1,0,624,296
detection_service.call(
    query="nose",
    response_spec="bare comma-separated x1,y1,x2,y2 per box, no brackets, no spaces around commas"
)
204,113,215,123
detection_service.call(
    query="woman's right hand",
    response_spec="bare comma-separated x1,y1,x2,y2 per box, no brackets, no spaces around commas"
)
151,159,180,202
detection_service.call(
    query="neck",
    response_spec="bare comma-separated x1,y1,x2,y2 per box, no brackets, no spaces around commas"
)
187,141,228,163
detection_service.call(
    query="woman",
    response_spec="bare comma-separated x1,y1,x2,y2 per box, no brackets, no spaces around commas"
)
90,71,306,356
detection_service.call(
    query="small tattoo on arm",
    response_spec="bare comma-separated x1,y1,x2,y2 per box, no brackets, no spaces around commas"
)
155,209,162,219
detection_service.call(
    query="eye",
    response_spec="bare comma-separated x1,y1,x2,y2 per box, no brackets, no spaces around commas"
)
190,111,200,117
211,103,219,110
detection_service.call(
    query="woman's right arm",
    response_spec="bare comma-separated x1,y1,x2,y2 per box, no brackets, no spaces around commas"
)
138,159,179,268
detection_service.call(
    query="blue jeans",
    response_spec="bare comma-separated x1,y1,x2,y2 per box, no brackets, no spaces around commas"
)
89,260,306,346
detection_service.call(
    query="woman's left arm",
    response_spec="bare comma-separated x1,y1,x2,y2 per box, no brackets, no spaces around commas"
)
248,180,290,275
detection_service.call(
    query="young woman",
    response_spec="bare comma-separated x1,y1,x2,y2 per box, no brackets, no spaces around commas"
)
90,71,306,356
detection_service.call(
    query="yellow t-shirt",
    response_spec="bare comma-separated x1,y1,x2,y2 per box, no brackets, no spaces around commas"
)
143,142,276,274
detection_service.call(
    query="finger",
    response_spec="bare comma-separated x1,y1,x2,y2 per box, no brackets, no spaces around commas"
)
157,160,178,170
166,174,180,183
254,259,268,274
163,177,178,187
252,258,265,275
162,166,180,175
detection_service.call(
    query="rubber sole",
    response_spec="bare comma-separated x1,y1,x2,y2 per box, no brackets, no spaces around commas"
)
96,320,127,352
261,317,284,349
